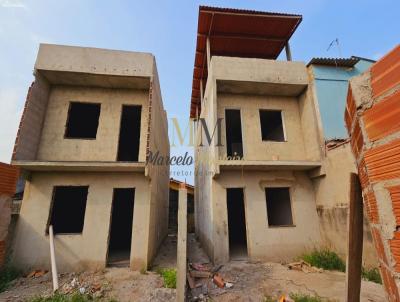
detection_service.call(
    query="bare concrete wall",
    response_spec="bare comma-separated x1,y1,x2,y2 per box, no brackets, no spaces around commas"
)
314,143,378,266
11,172,151,272
37,86,149,162
211,170,321,264
217,93,307,161
144,59,170,266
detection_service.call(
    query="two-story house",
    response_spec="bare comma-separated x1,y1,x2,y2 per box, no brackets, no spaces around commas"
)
11,44,170,271
192,7,324,264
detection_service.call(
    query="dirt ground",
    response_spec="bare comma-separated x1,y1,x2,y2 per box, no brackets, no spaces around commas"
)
187,234,386,302
0,235,179,302
0,234,387,301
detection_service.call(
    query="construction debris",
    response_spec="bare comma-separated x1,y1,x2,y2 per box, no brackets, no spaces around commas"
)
287,260,323,273
26,270,48,278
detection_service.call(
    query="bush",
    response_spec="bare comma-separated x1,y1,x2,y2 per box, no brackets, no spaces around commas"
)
302,250,346,272
156,268,176,289
290,293,324,302
362,267,382,284
29,292,118,302
0,265,20,293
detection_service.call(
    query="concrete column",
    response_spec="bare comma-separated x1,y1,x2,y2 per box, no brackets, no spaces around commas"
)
206,37,211,70
345,173,363,302
176,183,187,302
285,42,292,61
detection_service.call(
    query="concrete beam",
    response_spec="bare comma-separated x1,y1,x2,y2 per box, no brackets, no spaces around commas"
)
12,160,146,172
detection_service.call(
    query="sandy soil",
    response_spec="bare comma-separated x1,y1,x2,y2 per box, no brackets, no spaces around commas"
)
0,234,386,301
187,234,386,302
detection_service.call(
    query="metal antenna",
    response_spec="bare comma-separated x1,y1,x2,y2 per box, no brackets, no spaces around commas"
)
327,38,342,57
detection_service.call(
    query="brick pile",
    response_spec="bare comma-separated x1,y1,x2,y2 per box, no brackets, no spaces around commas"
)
345,44,400,301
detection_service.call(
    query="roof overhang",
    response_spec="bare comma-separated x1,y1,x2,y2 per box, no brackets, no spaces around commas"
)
190,6,302,118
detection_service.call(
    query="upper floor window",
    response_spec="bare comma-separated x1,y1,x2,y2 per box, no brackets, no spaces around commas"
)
259,110,285,142
65,102,101,139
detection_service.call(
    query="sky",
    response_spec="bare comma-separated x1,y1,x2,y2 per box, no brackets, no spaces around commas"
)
0,0,399,185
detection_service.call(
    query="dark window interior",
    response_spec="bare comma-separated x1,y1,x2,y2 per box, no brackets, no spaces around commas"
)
265,187,293,226
227,188,247,257
65,102,100,139
117,105,141,161
259,110,285,141
107,188,135,266
225,109,243,158
49,186,88,234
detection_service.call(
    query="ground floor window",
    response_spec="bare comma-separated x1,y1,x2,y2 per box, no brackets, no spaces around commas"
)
48,186,89,234
265,187,293,226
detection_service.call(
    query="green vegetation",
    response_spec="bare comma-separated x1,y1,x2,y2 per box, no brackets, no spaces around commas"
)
156,268,177,289
362,267,382,284
290,293,324,302
301,250,346,272
0,265,20,293
29,292,118,302
264,296,275,302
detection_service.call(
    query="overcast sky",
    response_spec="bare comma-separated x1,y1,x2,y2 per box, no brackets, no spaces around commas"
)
0,0,399,184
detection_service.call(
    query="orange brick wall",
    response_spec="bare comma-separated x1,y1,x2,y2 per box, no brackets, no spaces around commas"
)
0,163,18,267
345,44,400,301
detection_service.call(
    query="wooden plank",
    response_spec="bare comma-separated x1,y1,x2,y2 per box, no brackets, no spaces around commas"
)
345,173,363,302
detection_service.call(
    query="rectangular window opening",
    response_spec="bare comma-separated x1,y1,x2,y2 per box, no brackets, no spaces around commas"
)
117,105,141,162
225,109,243,158
65,102,101,139
265,187,294,227
48,186,89,234
259,110,285,142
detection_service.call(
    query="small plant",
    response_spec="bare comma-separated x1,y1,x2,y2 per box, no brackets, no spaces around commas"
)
301,250,345,272
362,267,382,284
29,292,118,302
264,296,276,302
156,268,176,289
0,264,20,293
290,293,323,302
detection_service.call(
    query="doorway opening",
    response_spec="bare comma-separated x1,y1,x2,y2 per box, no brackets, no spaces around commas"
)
227,188,247,259
117,105,141,161
107,188,135,267
225,109,243,158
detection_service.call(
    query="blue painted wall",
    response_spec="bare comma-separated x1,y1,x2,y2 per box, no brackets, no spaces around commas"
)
312,59,374,139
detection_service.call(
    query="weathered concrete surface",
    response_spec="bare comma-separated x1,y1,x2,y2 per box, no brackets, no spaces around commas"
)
12,172,151,272
36,86,149,162
213,56,308,96
11,44,170,272
211,170,321,264
0,195,12,266
314,142,378,267
195,56,324,264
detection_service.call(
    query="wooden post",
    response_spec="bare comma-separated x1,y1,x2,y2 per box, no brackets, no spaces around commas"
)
176,183,187,302
285,42,292,61
345,173,363,302
206,37,211,70
49,225,59,292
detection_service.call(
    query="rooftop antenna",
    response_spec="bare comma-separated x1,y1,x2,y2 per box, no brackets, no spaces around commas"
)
327,38,342,57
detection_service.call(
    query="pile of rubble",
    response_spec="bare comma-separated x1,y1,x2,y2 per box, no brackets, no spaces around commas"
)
187,262,235,301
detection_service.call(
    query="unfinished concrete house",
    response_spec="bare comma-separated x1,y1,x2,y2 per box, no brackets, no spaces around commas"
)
10,44,170,271
192,7,324,264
